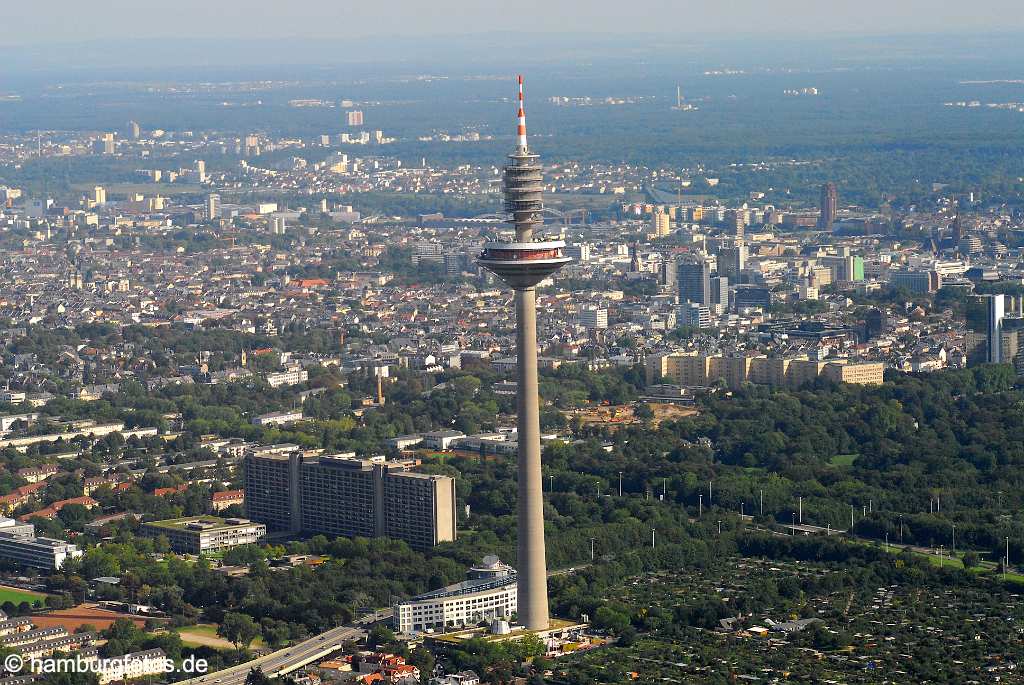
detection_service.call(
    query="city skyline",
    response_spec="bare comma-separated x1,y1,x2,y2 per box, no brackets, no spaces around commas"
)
0,3,1023,680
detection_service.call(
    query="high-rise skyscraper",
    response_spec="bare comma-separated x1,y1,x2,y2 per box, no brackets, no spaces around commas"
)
987,292,1003,362
206,194,221,221
967,294,1006,364
718,244,746,281
94,133,115,155
243,134,261,157
347,110,364,127
678,258,712,306
477,76,571,631
710,275,729,312
819,182,838,230
659,258,677,289
652,208,671,237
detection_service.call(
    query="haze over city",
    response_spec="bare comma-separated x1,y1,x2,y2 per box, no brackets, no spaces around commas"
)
4,0,1024,43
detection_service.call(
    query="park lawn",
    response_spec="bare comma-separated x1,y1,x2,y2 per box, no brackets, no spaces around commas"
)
179,623,220,638
0,585,48,605
176,623,266,649
829,454,859,467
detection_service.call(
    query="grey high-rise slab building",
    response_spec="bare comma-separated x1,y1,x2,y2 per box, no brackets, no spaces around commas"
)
244,446,456,552
476,76,571,630
819,182,838,230
678,258,712,306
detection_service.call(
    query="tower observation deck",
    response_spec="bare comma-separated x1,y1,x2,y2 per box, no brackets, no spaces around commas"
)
477,79,571,290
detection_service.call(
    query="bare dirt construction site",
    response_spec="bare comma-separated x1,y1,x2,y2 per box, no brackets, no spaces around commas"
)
568,403,697,429
32,604,150,631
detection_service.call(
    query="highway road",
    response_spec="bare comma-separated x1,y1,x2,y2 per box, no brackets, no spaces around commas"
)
175,567,588,685
177,611,388,685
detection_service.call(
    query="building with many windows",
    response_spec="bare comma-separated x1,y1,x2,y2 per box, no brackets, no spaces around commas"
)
0,518,82,569
394,556,517,634
266,367,309,388
647,352,884,389
140,516,266,554
245,450,456,550
578,306,608,330
242,444,302,533
677,258,712,306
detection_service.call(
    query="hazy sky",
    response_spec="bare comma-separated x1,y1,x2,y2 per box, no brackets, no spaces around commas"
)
3,0,1023,45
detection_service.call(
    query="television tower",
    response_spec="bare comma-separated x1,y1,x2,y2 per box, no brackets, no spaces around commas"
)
477,75,571,631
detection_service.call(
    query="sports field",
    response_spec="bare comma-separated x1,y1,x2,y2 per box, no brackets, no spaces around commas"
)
0,585,47,605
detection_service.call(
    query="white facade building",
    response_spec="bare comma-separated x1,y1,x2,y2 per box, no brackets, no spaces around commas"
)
394,556,517,634
0,518,83,570
266,368,309,388
94,649,169,684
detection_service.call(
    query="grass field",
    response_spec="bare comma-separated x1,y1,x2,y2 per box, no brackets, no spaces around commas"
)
176,623,265,649
0,585,47,605
854,538,1024,586
179,624,219,637
828,453,859,467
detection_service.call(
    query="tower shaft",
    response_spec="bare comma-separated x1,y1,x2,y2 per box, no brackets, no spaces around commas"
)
514,285,548,630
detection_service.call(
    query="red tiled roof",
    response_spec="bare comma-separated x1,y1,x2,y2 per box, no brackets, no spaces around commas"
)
152,483,189,497
19,496,98,521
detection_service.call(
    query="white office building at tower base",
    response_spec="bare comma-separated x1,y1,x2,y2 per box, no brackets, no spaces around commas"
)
394,556,517,635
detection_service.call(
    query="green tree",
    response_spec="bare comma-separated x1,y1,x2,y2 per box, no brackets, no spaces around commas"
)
219,612,260,649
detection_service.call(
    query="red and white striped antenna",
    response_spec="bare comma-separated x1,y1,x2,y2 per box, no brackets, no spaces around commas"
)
516,74,528,152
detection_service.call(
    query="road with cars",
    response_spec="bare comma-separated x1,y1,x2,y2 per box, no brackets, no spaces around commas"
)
178,611,390,685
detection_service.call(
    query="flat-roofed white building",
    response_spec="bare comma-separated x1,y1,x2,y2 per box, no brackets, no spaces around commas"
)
394,556,517,634
93,648,169,684
140,516,266,554
0,518,82,569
